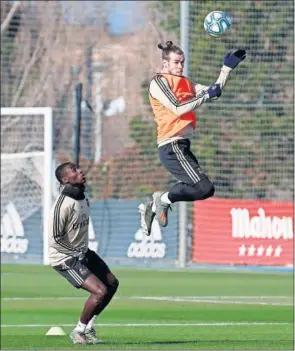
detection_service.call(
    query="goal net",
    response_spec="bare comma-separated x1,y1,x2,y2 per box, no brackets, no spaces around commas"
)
1,108,53,264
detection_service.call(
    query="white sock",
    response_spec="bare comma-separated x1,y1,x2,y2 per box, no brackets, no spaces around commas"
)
75,320,87,333
86,315,98,331
160,192,172,204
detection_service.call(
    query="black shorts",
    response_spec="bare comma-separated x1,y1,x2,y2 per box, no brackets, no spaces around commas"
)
53,249,111,288
158,139,207,185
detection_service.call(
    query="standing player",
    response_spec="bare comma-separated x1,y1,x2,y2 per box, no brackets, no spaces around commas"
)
48,162,119,345
139,41,246,235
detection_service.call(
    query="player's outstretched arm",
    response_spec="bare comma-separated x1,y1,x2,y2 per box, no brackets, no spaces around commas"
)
150,76,220,116
215,49,247,89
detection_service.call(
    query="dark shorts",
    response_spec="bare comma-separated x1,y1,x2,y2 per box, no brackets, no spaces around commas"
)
53,249,111,288
158,139,207,185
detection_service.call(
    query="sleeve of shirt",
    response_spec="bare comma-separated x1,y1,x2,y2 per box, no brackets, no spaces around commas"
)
149,76,210,117
195,83,210,95
52,201,81,256
215,65,232,89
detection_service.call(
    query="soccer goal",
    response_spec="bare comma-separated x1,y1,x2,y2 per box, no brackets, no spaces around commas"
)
1,107,53,265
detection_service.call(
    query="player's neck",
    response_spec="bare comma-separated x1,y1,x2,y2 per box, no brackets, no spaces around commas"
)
160,69,183,77
62,184,85,200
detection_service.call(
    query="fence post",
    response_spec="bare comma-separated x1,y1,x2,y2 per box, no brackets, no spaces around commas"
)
73,82,82,167
178,0,190,268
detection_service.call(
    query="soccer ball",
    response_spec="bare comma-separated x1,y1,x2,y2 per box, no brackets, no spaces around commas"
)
204,11,232,38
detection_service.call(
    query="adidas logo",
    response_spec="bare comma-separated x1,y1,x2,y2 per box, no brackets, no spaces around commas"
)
127,219,166,259
1,202,28,254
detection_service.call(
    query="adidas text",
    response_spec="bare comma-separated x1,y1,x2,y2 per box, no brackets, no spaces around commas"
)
1,202,28,254
127,219,166,258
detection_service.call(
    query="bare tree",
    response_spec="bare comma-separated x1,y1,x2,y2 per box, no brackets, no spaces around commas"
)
0,0,106,153
1,1,20,35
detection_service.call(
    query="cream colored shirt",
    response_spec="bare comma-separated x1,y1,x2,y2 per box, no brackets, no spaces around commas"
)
48,194,90,266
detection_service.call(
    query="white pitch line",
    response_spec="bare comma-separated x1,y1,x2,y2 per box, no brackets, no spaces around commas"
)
1,295,292,306
133,296,292,306
2,297,85,301
1,322,292,328
176,296,292,299
2,295,291,300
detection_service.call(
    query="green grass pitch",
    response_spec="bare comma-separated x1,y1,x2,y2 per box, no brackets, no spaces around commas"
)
1,264,294,350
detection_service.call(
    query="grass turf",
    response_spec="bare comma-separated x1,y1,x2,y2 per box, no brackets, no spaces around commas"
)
1,264,293,350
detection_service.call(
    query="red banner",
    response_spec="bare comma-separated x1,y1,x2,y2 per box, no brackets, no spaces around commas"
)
192,198,294,266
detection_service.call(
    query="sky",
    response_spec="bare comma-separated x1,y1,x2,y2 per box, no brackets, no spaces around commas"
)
60,0,144,35
107,1,144,35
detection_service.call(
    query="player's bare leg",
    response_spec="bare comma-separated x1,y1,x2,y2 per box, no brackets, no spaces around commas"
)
84,272,119,344
70,274,107,345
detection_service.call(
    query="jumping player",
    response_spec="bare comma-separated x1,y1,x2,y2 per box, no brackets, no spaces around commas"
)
139,41,246,235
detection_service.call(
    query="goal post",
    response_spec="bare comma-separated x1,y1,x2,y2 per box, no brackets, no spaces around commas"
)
1,107,53,265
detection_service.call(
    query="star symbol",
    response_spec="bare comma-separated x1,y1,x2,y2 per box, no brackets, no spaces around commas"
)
238,244,246,256
257,245,265,256
274,246,283,257
265,245,273,256
247,244,256,256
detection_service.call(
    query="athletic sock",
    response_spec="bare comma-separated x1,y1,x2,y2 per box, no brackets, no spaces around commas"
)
75,320,87,333
85,315,98,331
160,192,172,204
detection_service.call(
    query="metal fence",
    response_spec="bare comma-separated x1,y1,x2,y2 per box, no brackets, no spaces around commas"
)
1,1,293,266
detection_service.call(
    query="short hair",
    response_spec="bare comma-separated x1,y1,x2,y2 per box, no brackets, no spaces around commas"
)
158,41,184,61
55,162,74,184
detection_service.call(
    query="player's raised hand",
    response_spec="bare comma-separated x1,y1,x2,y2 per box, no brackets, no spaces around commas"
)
208,84,222,99
224,50,246,70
